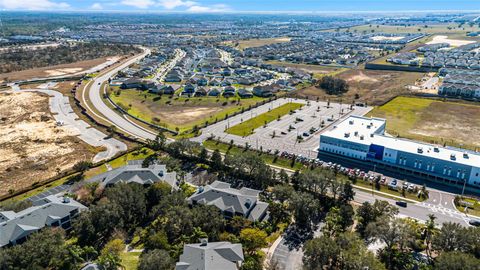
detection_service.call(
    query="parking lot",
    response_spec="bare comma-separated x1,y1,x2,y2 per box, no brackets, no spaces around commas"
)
194,98,372,158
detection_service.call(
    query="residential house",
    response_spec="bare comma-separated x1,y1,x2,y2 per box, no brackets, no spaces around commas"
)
188,181,269,222
238,89,253,99
208,88,221,97
86,160,177,188
0,195,86,247
253,85,273,98
175,239,244,270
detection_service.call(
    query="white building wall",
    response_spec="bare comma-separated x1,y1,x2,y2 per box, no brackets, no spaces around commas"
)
382,148,398,164
320,142,368,160
468,167,480,186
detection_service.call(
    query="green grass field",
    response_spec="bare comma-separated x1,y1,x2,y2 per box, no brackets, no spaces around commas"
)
225,102,303,136
109,88,267,133
120,251,141,270
330,23,480,36
367,96,480,150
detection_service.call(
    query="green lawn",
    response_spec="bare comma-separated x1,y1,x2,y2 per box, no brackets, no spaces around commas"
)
366,96,480,150
109,88,267,133
225,103,303,136
203,140,304,170
455,197,480,217
120,251,141,270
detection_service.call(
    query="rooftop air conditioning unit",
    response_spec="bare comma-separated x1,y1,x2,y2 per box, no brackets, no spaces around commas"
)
417,147,423,153
344,132,350,138
349,120,354,125
450,153,456,160
463,153,469,159
434,147,440,153
360,135,364,140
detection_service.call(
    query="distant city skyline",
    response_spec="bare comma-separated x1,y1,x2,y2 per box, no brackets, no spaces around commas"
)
2,0,480,12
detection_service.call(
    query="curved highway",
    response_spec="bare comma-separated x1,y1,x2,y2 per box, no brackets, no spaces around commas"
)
83,48,157,140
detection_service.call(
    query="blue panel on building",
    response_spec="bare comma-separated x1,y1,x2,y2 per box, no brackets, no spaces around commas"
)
368,144,385,160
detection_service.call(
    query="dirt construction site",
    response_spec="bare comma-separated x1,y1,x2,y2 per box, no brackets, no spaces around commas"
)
0,91,95,197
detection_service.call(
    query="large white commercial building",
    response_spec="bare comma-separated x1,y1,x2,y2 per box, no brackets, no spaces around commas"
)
319,116,480,188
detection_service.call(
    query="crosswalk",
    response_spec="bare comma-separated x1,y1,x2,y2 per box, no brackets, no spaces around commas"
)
419,202,471,224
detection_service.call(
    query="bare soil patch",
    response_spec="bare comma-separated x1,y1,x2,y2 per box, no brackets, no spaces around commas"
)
0,91,95,196
0,57,109,82
153,106,225,126
296,69,424,105
237,37,291,50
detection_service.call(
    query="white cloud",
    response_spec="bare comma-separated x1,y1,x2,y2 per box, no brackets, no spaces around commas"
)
187,3,230,12
90,2,103,9
158,0,195,9
0,0,69,10
121,0,155,9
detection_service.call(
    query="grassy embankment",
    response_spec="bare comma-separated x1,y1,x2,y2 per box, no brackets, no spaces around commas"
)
109,88,267,133
367,96,480,151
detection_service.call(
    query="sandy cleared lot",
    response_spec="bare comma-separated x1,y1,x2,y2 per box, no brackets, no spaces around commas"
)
0,57,109,82
0,91,95,196
296,69,424,105
426,35,476,47
237,37,291,50
371,36,404,41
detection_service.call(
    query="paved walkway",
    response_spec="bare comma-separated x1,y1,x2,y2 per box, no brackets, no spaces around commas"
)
11,84,127,163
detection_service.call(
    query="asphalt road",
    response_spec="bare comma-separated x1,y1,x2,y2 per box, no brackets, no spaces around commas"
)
83,48,157,140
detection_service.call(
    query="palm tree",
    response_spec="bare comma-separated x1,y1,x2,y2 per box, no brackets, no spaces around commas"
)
424,214,437,262
418,184,429,200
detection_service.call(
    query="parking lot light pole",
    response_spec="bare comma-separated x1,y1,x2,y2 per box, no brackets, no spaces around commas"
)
462,178,467,197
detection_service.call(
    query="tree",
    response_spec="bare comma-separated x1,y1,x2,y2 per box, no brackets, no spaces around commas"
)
339,181,355,203
74,201,124,248
198,147,208,163
138,249,174,270
73,160,92,173
303,235,340,269
317,76,349,95
323,207,345,238
424,214,437,261
434,251,480,270
211,149,223,170
105,183,147,233
147,131,166,151
240,228,268,255
432,222,469,253
290,192,319,228
303,233,385,270
366,218,416,270
356,200,399,237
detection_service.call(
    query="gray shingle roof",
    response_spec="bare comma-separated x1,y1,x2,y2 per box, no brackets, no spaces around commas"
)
86,160,177,188
0,195,86,247
188,181,268,222
175,241,244,270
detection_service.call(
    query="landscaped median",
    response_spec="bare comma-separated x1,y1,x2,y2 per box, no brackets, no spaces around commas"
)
203,139,304,170
225,102,304,136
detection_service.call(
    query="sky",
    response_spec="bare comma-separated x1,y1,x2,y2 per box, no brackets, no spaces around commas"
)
1,0,480,12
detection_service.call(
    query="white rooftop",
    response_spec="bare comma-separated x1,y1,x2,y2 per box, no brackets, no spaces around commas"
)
323,116,480,168
323,115,386,145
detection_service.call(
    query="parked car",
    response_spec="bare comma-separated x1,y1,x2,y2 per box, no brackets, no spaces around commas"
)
469,219,480,227
396,201,408,207
303,132,310,137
